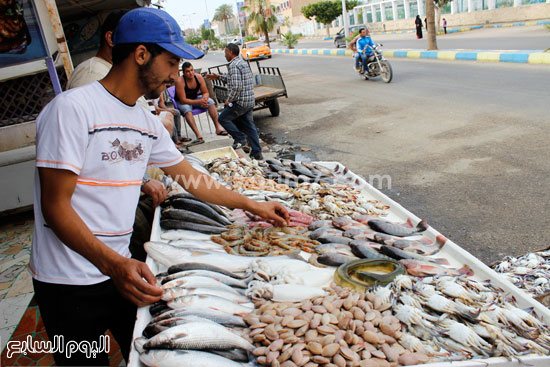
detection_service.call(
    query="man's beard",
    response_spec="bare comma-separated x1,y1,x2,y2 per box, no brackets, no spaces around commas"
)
138,59,165,99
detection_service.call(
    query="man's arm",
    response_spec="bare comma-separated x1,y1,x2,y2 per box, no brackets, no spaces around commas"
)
175,77,201,105
162,160,289,226
197,74,210,100
38,167,162,306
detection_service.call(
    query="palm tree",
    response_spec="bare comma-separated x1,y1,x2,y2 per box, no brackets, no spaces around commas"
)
213,4,234,34
242,0,278,48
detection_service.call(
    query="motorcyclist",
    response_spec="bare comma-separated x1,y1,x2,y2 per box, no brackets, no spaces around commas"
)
354,28,374,74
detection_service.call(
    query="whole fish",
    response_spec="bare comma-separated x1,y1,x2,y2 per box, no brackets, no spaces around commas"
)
143,315,220,338
374,233,444,256
265,158,282,166
151,306,246,327
138,343,254,367
317,253,359,267
317,234,351,245
161,269,250,288
380,245,449,265
209,349,249,363
400,259,473,277
162,287,250,303
167,262,248,279
343,228,373,239
308,220,333,230
368,218,429,237
349,240,392,260
161,229,212,241
291,164,316,178
168,240,224,252
167,294,253,316
167,198,232,226
315,243,355,257
162,275,243,295
310,227,343,240
143,321,254,351
161,219,228,234
269,163,291,173
332,217,368,231
162,208,226,228
165,193,231,222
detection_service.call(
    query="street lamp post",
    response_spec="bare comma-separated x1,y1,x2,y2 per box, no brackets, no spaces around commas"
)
182,12,196,34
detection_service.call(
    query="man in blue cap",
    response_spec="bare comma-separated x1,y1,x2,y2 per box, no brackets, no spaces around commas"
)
31,8,289,365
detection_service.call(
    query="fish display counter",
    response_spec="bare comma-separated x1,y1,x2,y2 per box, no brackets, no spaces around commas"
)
128,156,550,367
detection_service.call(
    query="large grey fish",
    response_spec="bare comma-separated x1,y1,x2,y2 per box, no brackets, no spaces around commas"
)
317,253,359,267
380,245,449,265
167,193,232,222
167,262,248,279
161,219,228,234
167,198,232,226
368,218,429,237
317,234,352,245
139,347,253,367
308,220,333,230
161,269,250,288
151,306,246,327
162,287,250,303
349,240,393,260
209,349,249,363
310,227,343,240
162,208,226,228
167,294,254,316
143,320,254,351
373,233,444,256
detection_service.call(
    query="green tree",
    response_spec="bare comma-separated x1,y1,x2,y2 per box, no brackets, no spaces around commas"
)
301,1,359,38
281,31,299,49
213,4,234,34
242,0,278,48
185,34,202,45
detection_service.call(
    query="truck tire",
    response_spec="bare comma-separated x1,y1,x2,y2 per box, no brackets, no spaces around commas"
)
267,99,280,117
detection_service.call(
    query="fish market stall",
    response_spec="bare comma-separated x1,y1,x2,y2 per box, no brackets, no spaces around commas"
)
128,155,550,367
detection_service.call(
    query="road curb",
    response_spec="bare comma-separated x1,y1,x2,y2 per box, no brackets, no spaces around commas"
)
271,48,550,64
300,19,550,38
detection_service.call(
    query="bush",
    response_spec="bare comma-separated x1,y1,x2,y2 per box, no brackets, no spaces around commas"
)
345,30,360,42
281,31,299,49
185,35,202,45
245,35,259,42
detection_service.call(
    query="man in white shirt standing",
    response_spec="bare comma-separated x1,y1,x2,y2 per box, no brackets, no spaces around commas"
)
32,8,289,365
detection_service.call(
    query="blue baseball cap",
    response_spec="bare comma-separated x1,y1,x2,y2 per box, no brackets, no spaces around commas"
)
113,8,203,59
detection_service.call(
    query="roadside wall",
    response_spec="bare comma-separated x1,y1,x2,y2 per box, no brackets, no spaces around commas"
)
313,3,550,35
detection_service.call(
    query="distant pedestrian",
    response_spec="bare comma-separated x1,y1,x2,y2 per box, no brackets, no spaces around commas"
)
424,17,427,30
443,18,447,34
415,15,423,39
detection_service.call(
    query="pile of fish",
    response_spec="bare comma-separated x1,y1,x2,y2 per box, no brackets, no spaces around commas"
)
136,264,257,366
291,182,389,219
245,282,430,367
491,247,550,303
230,208,317,229
261,158,339,187
383,274,550,361
207,157,266,181
211,225,321,257
160,193,233,234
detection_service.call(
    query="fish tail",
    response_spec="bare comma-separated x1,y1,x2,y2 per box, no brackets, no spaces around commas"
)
458,264,474,276
436,235,448,247
416,220,429,232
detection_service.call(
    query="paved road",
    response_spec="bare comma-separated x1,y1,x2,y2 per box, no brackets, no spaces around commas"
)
280,25,550,50
195,52,550,265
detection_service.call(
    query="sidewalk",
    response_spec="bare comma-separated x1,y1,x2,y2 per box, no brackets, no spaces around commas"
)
271,47,550,64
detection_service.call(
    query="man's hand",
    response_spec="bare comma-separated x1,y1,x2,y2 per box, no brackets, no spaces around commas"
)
199,96,209,108
169,108,178,116
154,105,161,115
248,201,290,227
205,73,219,81
141,179,167,207
105,256,163,307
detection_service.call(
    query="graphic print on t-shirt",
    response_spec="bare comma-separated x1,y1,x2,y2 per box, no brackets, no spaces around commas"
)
101,138,146,164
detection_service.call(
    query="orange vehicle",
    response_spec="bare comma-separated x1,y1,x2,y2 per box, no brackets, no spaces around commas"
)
241,40,272,60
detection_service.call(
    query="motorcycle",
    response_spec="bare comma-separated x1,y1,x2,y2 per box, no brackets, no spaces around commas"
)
357,43,393,83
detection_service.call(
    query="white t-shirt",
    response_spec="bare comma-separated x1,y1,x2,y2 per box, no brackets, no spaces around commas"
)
66,56,112,89
30,81,184,285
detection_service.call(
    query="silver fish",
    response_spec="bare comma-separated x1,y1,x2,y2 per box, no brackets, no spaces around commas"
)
162,276,243,295
139,349,252,367
162,287,250,303
143,320,254,351
151,306,246,327
167,294,253,316
161,270,250,288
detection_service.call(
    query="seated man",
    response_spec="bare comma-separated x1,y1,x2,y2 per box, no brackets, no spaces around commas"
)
355,27,374,74
175,61,227,144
